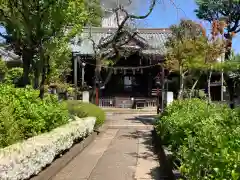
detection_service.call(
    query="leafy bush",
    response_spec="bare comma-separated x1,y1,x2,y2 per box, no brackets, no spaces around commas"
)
0,85,69,148
0,58,7,79
67,100,105,128
155,99,240,180
182,89,206,99
4,67,23,84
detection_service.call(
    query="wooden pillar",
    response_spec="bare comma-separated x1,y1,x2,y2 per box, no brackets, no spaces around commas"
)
161,66,165,113
96,88,99,105
73,55,78,99
74,56,78,88
148,72,152,96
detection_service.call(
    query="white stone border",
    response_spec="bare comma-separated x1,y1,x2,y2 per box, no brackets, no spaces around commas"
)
0,116,96,180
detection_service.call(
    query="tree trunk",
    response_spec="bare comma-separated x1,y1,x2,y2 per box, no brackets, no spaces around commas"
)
208,69,212,103
90,66,114,104
34,72,40,89
224,32,235,108
103,69,113,86
178,66,184,99
226,78,235,108
91,76,97,104
21,48,33,87
33,60,40,89
39,53,49,99
39,67,46,99
91,56,102,104
190,77,200,99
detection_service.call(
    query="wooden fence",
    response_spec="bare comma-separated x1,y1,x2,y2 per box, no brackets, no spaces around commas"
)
99,97,157,109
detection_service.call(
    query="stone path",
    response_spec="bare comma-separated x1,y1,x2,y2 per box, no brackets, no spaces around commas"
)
52,114,162,180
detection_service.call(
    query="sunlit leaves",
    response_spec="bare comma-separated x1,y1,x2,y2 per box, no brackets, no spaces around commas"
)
45,38,72,84
165,19,227,74
84,0,102,26
156,99,240,179
164,19,221,73
195,0,240,33
0,0,98,88
0,58,7,75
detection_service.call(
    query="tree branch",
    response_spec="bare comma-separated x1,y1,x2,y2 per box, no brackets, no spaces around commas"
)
84,0,157,90
0,32,10,41
230,19,240,32
128,0,156,19
235,27,240,33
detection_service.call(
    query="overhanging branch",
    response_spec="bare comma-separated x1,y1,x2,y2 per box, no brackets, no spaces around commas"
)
128,0,156,19
84,0,157,88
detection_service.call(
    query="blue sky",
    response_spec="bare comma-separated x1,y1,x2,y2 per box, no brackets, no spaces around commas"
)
139,0,240,53
1,0,240,52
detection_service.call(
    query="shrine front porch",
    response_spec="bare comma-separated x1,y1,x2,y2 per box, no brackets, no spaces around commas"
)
98,96,158,109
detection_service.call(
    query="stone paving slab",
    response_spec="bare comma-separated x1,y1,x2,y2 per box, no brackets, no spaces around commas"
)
106,114,155,127
103,108,157,114
135,130,160,180
52,129,118,180
88,129,139,180
52,114,161,180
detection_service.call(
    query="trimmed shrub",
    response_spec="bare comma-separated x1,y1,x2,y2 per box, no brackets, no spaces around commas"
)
0,117,96,180
67,100,106,128
0,85,69,148
155,99,240,180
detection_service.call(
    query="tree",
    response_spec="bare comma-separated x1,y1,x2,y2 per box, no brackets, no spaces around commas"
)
85,0,157,102
45,0,102,93
164,19,208,99
0,0,92,98
220,53,240,90
195,0,239,106
164,19,225,100
44,39,72,86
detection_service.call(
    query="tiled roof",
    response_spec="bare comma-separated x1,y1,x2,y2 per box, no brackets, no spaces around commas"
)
0,47,21,62
70,27,171,55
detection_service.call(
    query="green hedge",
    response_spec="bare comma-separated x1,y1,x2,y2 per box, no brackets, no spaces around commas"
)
4,67,23,84
155,99,240,180
0,85,69,148
66,100,105,128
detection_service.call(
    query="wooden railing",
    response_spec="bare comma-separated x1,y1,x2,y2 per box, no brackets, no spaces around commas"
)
99,97,115,108
146,99,157,107
99,97,157,108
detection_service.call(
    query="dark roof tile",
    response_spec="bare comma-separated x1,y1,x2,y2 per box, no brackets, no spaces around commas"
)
71,27,171,55
0,47,21,62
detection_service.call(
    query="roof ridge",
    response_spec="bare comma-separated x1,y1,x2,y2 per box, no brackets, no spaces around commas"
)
0,47,20,60
83,27,171,34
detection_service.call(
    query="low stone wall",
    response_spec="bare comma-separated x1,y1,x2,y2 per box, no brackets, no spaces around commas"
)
0,117,96,180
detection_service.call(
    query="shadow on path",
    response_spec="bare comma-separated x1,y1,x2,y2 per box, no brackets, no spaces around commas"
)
125,115,158,125
120,130,168,180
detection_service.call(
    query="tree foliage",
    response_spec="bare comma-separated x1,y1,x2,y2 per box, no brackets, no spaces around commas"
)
0,58,7,76
45,39,72,84
195,0,240,34
195,0,237,55
0,0,88,54
4,67,23,84
0,0,92,97
223,54,240,88
156,99,240,180
195,0,240,104
164,19,224,99
84,0,102,26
